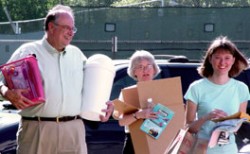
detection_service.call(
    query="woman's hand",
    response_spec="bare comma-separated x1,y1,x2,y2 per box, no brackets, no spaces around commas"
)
135,108,158,119
205,109,228,121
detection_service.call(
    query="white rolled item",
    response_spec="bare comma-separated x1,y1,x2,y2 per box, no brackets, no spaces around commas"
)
80,54,115,121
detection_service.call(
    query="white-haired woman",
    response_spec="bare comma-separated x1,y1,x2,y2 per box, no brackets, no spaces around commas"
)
113,50,161,154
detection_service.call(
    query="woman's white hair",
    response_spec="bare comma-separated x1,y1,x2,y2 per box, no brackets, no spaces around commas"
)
127,50,161,80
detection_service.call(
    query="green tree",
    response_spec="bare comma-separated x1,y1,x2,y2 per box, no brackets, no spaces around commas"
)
175,0,250,7
1,0,250,22
0,0,119,22
111,0,163,7
0,0,57,21
111,0,250,7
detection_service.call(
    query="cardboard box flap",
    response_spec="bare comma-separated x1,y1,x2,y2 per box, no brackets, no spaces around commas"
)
130,120,150,154
113,99,138,118
121,87,151,153
137,77,183,108
122,87,140,108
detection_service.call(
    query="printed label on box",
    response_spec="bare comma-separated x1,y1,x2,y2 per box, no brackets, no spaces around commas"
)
140,103,174,139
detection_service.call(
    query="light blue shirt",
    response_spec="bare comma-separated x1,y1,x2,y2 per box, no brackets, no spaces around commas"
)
0,36,87,117
184,78,250,153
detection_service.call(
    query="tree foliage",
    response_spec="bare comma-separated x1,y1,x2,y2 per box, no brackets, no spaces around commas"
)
1,0,250,22
173,0,250,7
0,0,119,22
0,0,58,21
111,0,163,7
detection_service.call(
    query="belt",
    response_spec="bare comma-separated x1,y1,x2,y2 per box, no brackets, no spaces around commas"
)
22,115,81,122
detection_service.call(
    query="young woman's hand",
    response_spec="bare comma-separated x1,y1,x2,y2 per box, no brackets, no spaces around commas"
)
206,109,228,121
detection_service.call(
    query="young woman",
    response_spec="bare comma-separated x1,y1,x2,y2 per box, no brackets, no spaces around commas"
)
184,36,250,153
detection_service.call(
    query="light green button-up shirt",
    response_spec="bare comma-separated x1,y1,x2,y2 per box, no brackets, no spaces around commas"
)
1,36,87,117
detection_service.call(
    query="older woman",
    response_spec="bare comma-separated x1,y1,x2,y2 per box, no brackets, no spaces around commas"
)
113,50,161,154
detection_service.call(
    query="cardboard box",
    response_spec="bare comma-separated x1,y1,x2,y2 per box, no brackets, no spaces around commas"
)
113,77,185,154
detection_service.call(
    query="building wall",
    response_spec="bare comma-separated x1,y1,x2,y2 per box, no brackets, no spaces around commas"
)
1,7,250,64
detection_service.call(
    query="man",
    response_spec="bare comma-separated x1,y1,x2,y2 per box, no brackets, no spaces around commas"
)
0,4,113,154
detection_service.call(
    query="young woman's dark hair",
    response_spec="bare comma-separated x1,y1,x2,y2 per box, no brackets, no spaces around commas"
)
198,36,248,78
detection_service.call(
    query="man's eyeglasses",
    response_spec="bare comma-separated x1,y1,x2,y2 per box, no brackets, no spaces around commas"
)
134,64,153,71
53,22,77,34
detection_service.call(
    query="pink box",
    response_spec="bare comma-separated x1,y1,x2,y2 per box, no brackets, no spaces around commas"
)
0,55,45,107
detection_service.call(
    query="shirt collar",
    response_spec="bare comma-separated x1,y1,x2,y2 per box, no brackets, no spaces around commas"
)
42,36,67,55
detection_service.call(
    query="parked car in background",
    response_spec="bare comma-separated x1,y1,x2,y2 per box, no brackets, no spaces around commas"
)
0,105,20,153
0,55,250,154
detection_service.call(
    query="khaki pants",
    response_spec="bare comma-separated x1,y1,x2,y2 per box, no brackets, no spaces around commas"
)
17,119,87,154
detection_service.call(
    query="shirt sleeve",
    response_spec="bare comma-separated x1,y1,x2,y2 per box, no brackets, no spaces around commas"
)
238,81,250,104
184,81,199,105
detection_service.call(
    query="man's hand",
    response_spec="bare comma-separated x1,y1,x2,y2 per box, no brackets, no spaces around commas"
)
100,101,114,122
0,85,33,109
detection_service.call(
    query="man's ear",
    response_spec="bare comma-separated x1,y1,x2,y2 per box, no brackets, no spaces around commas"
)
48,22,56,33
